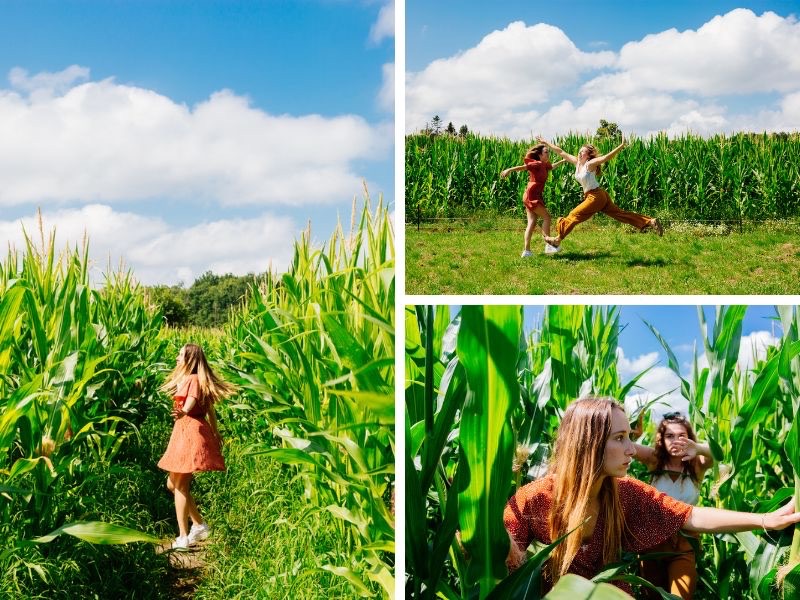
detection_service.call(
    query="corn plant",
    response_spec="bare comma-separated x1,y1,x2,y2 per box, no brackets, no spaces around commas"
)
406,132,800,222
406,305,658,598
0,228,168,584
221,199,394,597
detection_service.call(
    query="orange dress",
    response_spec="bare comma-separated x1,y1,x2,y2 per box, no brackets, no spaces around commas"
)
157,374,225,473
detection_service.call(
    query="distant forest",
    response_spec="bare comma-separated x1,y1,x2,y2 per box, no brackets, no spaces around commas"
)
147,271,258,328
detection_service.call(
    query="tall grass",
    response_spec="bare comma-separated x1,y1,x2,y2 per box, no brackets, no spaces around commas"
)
406,132,800,221
221,199,395,597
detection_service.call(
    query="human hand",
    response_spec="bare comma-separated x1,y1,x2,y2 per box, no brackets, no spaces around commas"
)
536,136,548,145
679,438,699,461
763,499,800,530
500,169,510,178
171,406,185,419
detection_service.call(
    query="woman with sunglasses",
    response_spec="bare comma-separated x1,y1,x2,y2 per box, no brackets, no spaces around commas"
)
632,412,714,599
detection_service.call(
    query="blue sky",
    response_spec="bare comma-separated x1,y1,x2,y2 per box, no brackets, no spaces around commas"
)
521,304,783,420
0,0,394,284
406,1,800,138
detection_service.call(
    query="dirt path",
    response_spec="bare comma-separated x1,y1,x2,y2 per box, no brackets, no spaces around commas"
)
157,540,209,598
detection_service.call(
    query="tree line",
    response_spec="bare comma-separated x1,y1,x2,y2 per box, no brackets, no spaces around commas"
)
147,271,258,328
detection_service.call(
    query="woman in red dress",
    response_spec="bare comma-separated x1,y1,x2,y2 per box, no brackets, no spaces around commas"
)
501,144,566,257
504,397,800,594
158,343,234,549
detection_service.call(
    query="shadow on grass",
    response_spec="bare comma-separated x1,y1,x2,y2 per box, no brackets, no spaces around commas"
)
550,251,614,261
625,257,670,267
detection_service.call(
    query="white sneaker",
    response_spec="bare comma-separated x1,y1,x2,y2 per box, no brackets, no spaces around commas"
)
520,250,533,258
188,523,209,543
171,535,190,549
544,243,561,255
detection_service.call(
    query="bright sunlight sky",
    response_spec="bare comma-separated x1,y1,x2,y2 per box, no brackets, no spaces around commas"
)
406,0,800,139
0,0,394,285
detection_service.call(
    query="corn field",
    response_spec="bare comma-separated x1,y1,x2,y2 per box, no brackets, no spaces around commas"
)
405,304,800,599
0,200,395,598
405,133,800,222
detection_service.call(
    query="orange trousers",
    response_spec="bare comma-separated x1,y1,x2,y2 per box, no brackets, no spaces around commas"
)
556,187,653,240
640,533,697,599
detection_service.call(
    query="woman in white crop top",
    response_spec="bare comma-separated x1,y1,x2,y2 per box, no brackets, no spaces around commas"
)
633,413,714,599
536,136,663,248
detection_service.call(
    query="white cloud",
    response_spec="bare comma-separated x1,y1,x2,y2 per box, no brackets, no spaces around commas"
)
588,9,800,97
379,62,395,112
0,205,297,285
0,66,390,207
369,0,394,44
406,21,615,135
407,10,800,138
617,347,685,418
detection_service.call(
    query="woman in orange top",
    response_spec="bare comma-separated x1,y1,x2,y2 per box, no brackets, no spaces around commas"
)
501,144,566,257
504,397,800,594
158,343,235,549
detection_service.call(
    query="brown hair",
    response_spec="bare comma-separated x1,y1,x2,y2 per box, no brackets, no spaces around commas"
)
547,397,627,584
160,343,235,405
580,144,603,177
525,144,548,161
652,414,701,483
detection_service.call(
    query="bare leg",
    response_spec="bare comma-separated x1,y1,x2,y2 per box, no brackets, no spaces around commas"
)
167,474,203,526
171,472,192,538
523,207,537,252
533,205,552,238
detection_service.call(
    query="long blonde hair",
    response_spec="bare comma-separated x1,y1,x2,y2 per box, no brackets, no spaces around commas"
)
161,343,235,405
547,397,626,583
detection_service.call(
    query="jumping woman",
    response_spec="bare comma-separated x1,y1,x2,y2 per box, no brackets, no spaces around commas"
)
500,144,566,257
504,397,799,594
158,343,235,549
535,137,663,248
633,412,714,599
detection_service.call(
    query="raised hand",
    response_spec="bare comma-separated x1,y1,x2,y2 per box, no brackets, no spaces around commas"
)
764,499,800,530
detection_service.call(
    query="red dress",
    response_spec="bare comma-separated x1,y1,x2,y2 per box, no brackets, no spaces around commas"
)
157,374,225,473
522,158,553,210
504,475,692,593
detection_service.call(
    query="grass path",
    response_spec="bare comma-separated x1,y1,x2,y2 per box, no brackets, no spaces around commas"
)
159,540,208,599
405,216,800,295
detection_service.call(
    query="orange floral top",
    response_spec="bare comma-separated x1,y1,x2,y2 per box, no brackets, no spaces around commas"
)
504,475,692,592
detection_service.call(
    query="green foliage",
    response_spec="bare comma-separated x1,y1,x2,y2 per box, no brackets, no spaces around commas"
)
596,119,622,142
220,199,395,597
406,304,800,599
406,131,800,221
147,284,190,327
187,271,254,328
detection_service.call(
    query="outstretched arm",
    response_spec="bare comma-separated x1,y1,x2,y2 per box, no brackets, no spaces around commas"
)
537,137,577,165
500,165,529,178
587,138,626,169
633,442,658,471
552,159,567,168
684,499,800,533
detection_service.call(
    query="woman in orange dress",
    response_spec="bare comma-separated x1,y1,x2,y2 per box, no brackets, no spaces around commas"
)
504,397,800,594
158,343,234,549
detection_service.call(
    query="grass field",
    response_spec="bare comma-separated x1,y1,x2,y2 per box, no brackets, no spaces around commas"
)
405,216,800,295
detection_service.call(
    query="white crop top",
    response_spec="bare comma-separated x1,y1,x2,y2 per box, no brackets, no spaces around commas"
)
651,473,700,505
574,162,601,193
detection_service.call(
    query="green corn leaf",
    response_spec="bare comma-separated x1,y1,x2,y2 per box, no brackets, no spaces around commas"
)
32,521,161,545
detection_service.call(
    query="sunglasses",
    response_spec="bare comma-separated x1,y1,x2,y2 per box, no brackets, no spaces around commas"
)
663,411,683,420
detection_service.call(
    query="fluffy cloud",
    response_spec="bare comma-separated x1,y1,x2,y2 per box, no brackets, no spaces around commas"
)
369,0,395,44
0,205,297,285
406,21,615,135
617,347,686,418
583,9,800,98
407,10,800,138
0,67,390,206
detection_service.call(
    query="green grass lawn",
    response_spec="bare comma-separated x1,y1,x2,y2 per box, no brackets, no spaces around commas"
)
405,216,800,295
